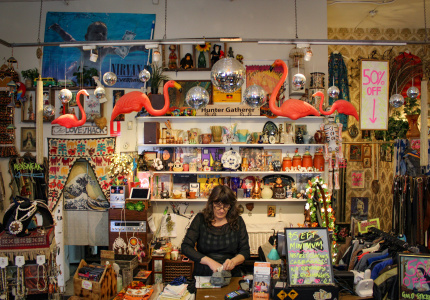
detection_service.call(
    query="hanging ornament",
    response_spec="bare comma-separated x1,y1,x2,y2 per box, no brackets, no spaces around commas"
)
94,86,106,99
327,85,340,99
211,57,245,93
185,86,210,109
292,60,306,90
103,72,117,86
43,105,55,118
243,84,267,108
389,94,405,108
138,69,151,83
58,88,72,104
407,86,419,99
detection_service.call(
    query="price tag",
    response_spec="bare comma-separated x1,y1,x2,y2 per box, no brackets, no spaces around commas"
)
0,257,8,269
15,256,25,267
36,255,45,266
82,280,92,290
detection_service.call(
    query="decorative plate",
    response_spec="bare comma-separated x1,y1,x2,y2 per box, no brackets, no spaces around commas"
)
263,121,278,136
348,124,359,139
221,150,242,170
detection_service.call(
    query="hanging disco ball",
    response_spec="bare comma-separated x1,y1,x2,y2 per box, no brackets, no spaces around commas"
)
407,86,419,99
103,72,117,86
211,57,245,93
389,93,405,108
58,88,72,104
327,85,340,99
243,84,267,108
43,105,55,118
292,73,306,90
185,86,210,109
94,86,106,99
138,69,151,83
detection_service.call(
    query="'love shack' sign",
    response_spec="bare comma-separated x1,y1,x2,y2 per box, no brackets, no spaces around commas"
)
360,60,389,130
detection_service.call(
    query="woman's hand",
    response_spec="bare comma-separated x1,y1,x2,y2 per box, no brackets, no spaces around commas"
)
223,259,236,271
200,256,223,273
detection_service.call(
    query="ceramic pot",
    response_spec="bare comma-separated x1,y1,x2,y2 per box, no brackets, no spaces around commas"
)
210,126,223,142
282,156,292,171
200,133,212,144
292,155,302,168
406,114,420,138
313,152,325,171
302,152,313,169
261,185,273,199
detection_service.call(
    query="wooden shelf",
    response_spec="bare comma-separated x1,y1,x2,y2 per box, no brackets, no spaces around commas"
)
152,171,322,175
136,115,324,121
151,197,307,202
25,86,96,91
137,143,323,147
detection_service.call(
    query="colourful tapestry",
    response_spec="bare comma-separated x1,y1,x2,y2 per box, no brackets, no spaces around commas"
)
47,137,115,210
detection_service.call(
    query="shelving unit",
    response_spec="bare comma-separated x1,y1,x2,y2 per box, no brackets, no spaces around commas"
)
149,197,307,203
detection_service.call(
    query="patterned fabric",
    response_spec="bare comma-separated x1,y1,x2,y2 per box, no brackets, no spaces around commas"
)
328,52,350,131
47,137,115,210
394,139,430,175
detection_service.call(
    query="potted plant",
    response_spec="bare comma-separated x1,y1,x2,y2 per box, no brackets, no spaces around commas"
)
149,63,170,94
73,67,98,86
21,68,39,88
404,96,421,139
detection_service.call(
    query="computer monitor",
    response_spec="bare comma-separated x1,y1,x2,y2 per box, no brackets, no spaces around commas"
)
129,188,150,200
277,231,286,257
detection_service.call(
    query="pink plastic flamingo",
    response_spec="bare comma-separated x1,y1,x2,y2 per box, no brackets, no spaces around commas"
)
51,89,88,128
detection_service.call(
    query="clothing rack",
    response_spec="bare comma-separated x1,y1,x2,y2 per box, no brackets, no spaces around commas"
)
368,227,419,253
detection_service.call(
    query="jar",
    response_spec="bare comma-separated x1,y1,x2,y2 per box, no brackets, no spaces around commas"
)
282,156,292,171
292,154,302,169
302,150,313,169
313,152,325,171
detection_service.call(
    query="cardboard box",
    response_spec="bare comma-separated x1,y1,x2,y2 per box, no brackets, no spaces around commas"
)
253,262,271,300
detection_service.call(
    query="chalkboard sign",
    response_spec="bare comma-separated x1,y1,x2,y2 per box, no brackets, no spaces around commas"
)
399,253,430,299
285,228,334,286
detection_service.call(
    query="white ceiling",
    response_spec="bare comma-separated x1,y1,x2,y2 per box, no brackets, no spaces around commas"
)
327,0,429,30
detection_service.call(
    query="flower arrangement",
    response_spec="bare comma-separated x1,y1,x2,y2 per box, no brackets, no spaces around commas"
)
196,42,211,52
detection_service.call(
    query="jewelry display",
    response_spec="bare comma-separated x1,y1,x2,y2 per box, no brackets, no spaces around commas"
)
15,266,26,298
0,267,8,300
8,203,37,235
36,264,47,292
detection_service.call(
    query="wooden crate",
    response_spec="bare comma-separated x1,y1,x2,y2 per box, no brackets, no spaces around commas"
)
73,259,116,300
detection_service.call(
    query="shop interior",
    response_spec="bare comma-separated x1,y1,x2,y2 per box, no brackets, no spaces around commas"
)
0,0,428,299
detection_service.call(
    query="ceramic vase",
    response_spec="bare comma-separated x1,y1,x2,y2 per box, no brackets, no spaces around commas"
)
261,185,273,199
210,126,223,142
406,114,420,139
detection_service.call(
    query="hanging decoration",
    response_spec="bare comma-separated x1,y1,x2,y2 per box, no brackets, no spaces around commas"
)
315,91,359,120
292,60,306,90
305,176,337,263
110,80,181,121
243,84,267,108
406,79,419,99
108,153,134,185
185,86,210,109
327,78,340,99
58,88,72,104
47,137,115,210
268,59,319,120
51,89,87,128
138,69,151,83
210,57,245,93
389,79,404,108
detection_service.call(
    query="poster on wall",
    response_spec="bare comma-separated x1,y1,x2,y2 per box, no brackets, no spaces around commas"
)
360,60,389,130
43,12,156,88
351,197,368,221
398,253,430,299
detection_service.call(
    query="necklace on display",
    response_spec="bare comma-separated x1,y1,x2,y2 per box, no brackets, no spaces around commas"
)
9,204,37,235
0,268,8,300
15,266,25,298
36,264,47,292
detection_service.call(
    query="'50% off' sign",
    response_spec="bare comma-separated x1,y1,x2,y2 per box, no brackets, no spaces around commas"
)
360,60,389,130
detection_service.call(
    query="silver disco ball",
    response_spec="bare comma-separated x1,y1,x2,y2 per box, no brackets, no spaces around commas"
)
139,69,151,83
328,85,340,99
43,104,55,118
292,73,306,90
243,84,267,108
407,86,419,99
211,57,245,93
389,93,405,108
103,72,117,86
58,88,72,104
185,86,209,109
94,86,106,99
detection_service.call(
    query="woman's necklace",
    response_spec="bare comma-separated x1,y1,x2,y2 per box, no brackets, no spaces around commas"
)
0,267,8,300
9,203,37,235
36,264,47,292
15,266,25,298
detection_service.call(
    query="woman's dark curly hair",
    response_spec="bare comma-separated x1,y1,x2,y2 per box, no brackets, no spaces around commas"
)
202,185,240,230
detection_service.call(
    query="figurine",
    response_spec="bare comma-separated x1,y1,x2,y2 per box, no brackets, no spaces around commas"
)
272,177,286,199
251,177,261,199
321,114,343,190
168,45,178,69
228,47,234,58
180,53,194,70
295,128,304,144
211,44,222,65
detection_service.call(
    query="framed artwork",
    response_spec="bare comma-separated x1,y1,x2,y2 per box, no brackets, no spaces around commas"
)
113,90,125,121
20,127,36,152
336,222,351,244
69,91,78,107
363,144,371,157
267,205,276,217
362,130,371,139
363,157,371,168
398,253,430,299
166,80,213,107
295,124,308,135
351,197,368,221
349,144,363,162
284,122,295,135
142,151,157,171
351,170,364,189
83,94,101,122
159,147,175,170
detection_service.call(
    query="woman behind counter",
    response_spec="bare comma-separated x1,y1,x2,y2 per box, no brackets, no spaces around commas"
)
181,185,250,277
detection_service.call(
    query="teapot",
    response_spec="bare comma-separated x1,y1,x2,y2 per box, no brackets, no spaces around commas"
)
235,129,250,143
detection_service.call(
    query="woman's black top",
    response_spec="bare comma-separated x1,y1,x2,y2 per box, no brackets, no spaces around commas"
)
181,212,250,277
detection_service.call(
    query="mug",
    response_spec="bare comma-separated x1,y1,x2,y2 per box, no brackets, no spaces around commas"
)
171,250,179,260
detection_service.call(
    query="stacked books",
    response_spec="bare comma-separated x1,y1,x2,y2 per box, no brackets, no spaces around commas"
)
158,283,191,300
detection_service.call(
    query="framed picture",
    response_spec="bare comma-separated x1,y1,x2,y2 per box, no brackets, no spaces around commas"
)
336,222,351,244
295,124,308,135
166,80,213,108
363,157,371,168
351,170,364,189
83,94,101,122
21,127,36,152
385,149,392,162
159,147,175,170
363,144,371,157
113,90,125,121
69,91,78,107
351,197,368,221
398,253,430,298
349,144,363,162
284,122,295,135
142,151,157,171
362,130,371,139
267,205,276,217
